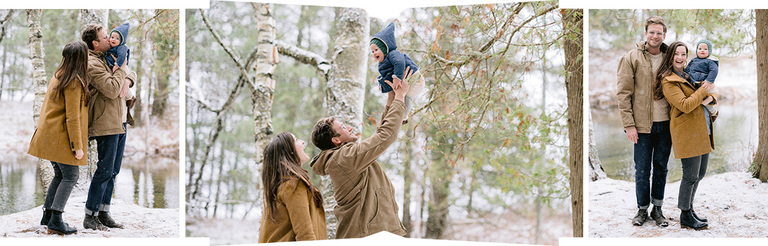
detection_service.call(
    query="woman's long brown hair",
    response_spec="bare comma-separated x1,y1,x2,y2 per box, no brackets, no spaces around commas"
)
53,40,90,103
262,132,323,222
654,41,688,100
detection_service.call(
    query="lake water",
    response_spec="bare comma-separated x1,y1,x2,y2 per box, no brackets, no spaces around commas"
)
0,154,179,215
592,104,759,182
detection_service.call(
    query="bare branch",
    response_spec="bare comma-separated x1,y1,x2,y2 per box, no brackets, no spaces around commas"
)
274,40,332,79
198,9,253,87
0,10,15,45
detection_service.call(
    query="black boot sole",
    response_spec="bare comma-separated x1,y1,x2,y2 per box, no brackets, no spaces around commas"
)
681,224,708,230
47,228,77,235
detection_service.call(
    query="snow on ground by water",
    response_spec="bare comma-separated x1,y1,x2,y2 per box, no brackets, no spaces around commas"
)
589,172,768,237
0,194,179,238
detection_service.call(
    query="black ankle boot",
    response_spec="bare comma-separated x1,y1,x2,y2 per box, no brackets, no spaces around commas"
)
40,209,52,226
650,206,669,227
98,211,124,229
692,208,708,222
632,208,648,226
680,210,708,230
47,210,77,235
83,214,109,231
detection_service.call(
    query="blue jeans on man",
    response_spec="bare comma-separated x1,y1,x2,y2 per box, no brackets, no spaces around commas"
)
634,121,672,209
85,123,126,216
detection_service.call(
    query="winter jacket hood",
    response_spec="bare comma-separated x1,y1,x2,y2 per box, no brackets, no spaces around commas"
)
372,22,397,54
111,22,130,46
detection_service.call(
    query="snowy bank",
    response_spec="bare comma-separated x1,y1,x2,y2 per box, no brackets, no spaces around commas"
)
589,172,768,237
0,195,179,238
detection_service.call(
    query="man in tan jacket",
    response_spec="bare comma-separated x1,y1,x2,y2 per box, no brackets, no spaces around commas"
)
80,24,136,231
309,69,415,239
616,16,672,227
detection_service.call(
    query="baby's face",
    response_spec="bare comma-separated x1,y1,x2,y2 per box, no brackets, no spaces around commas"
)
370,44,384,63
109,32,120,47
696,43,709,58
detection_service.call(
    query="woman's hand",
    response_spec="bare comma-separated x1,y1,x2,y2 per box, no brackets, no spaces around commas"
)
702,96,714,105
74,149,84,160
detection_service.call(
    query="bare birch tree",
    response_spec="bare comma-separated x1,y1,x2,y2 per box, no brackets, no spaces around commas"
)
78,9,108,189
27,9,53,193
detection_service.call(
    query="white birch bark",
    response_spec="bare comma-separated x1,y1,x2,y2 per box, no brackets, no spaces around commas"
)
589,111,607,181
250,3,276,170
27,9,53,194
322,8,370,239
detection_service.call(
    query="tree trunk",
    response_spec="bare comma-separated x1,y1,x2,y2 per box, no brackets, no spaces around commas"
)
755,9,768,182
563,8,584,237
401,127,415,237
1,41,8,100
150,10,175,118
80,9,109,190
589,110,607,181
133,11,147,127
318,7,369,239
425,135,452,239
27,9,54,194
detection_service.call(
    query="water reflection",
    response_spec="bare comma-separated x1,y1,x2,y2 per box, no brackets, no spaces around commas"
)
592,104,758,182
0,155,178,215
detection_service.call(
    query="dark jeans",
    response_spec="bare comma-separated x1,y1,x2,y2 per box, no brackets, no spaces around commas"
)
43,161,79,212
678,153,709,211
634,121,672,209
85,123,126,215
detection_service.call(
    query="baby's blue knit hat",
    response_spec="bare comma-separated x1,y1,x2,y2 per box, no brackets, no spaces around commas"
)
695,39,713,58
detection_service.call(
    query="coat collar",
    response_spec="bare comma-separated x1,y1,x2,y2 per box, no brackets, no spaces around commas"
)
664,72,695,89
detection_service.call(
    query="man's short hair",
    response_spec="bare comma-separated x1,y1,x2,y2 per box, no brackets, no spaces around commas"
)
644,16,667,34
311,117,338,151
81,24,103,50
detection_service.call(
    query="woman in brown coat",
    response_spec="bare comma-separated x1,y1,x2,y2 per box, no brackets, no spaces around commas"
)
656,41,716,230
259,132,327,242
27,40,90,235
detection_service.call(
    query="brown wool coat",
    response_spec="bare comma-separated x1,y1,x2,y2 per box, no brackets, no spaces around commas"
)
259,177,327,243
87,49,135,137
661,72,716,159
310,100,407,239
617,41,669,133
28,78,88,166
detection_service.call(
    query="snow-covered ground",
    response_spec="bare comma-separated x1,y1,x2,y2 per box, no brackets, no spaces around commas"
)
187,208,571,245
589,172,768,237
0,195,179,238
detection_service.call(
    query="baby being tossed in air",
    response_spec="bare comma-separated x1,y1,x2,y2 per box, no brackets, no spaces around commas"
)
370,22,422,124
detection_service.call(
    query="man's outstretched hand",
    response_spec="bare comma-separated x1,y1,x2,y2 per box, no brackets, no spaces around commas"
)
384,67,413,102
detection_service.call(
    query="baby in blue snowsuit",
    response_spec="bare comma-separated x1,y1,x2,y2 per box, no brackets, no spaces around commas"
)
106,23,131,72
370,22,419,123
685,39,718,116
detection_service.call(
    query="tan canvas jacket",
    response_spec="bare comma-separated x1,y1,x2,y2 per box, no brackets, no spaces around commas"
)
310,100,408,239
87,49,135,137
617,41,668,133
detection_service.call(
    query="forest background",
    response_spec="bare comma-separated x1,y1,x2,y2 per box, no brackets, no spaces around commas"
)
186,1,583,245
0,9,181,237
